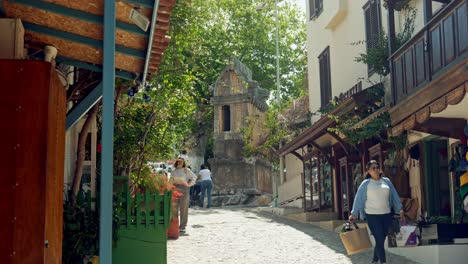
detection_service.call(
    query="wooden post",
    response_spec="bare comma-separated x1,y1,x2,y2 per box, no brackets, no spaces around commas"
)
387,6,396,54
100,0,116,262
279,155,285,184
423,0,433,24
318,156,322,212
387,5,397,105
302,149,307,212
423,0,433,82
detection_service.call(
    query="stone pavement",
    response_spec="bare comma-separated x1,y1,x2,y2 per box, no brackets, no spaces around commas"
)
167,207,420,264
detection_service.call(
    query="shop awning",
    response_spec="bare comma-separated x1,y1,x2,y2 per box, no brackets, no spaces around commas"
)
278,89,377,158
391,80,468,136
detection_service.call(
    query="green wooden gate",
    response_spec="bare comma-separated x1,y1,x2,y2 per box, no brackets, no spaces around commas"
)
112,177,172,264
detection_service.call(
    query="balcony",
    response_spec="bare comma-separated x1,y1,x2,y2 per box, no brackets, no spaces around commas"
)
390,0,467,105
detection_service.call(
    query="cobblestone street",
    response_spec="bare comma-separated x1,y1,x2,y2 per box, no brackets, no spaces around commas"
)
168,208,420,264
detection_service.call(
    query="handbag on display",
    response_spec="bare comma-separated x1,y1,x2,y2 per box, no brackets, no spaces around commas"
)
401,197,419,222
396,219,418,247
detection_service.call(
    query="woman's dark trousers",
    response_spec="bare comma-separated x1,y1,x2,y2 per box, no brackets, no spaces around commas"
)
200,180,213,208
366,213,392,263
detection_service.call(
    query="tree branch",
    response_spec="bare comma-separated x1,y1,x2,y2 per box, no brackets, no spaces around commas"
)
70,104,99,204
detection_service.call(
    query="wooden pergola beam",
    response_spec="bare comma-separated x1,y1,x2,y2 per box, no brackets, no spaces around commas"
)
326,132,350,156
307,141,333,166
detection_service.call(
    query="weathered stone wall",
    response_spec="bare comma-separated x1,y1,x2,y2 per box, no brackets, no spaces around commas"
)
214,68,246,97
209,157,272,194
213,139,244,160
209,158,255,193
247,103,267,147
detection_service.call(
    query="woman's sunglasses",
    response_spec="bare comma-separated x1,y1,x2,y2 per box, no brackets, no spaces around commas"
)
370,166,380,171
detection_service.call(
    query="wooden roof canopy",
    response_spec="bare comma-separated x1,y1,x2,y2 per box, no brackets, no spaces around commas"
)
278,87,383,158
2,0,175,82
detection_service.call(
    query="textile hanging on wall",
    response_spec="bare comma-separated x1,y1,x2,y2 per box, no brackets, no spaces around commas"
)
409,145,420,160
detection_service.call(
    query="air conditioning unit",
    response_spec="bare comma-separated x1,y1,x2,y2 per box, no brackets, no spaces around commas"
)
0,19,25,59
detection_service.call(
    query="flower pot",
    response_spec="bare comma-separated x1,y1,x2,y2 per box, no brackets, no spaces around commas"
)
384,0,411,11
395,0,410,11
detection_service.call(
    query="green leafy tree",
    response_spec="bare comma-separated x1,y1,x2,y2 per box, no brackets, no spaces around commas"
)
113,80,196,179
165,0,307,103
112,0,307,178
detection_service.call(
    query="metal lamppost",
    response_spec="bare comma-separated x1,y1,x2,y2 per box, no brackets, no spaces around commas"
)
274,0,280,105
256,1,281,207
256,0,281,105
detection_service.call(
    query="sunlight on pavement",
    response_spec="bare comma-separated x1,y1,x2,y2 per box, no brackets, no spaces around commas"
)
168,208,418,264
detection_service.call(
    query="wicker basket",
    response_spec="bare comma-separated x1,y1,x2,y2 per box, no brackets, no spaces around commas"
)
340,223,372,255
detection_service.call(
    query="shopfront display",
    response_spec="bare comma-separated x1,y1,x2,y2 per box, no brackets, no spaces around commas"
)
303,154,334,212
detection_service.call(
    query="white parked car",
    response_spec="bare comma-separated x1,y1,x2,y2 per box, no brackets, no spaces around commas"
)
165,164,175,173
148,162,166,173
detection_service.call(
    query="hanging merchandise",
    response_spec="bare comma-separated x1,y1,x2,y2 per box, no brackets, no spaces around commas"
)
449,157,457,172
396,219,418,247
127,87,138,97
409,145,420,160
454,144,468,171
143,93,151,102
460,172,468,201
459,160,468,172
464,196,468,213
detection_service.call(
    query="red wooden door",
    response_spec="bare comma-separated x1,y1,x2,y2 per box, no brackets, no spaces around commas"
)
0,60,65,264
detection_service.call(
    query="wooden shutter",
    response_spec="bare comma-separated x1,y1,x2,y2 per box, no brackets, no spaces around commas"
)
309,0,323,20
364,0,382,72
309,0,316,20
319,47,332,107
317,0,323,14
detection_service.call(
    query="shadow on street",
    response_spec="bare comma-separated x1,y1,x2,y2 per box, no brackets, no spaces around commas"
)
250,208,420,264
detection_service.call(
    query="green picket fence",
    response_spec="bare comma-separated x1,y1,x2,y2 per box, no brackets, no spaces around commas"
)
112,176,172,264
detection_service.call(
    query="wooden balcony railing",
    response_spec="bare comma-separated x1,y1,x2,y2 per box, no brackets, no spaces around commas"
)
338,81,363,101
390,0,467,104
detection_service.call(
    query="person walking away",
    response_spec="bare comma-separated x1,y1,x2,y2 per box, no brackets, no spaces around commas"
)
170,158,197,234
198,164,213,208
349,160,404,264
179,150,191,169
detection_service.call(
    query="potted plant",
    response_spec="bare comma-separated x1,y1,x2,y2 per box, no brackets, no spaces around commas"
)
383,0,411,11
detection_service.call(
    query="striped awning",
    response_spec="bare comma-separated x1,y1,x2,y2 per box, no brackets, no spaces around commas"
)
391,82,468,136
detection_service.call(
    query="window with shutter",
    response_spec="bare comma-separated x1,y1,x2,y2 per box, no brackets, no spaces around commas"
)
363,0,382,73
309,0,323,20
318,47,332,107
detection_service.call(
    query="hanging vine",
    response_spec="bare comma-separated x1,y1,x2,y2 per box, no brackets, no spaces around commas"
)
327,84,390,145
353,6,417,78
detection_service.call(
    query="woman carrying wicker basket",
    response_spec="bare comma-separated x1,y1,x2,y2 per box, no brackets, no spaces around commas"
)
349,160,404,264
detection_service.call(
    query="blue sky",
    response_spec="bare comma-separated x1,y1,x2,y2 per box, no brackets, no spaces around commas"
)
295,0,306,13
